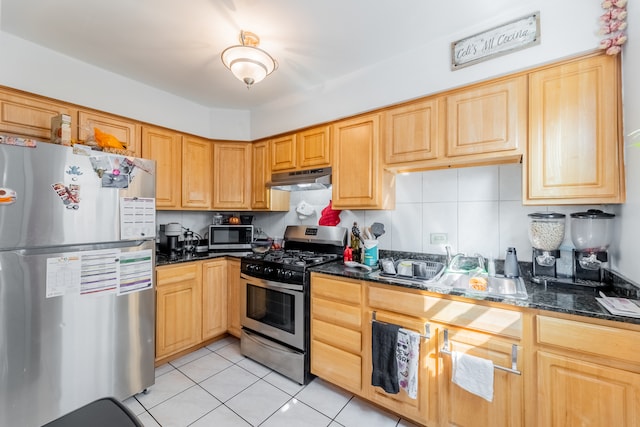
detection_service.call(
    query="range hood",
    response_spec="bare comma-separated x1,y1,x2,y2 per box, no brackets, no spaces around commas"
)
266,167,332,191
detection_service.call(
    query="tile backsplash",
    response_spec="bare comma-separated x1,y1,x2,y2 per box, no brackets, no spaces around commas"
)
157,163,610,263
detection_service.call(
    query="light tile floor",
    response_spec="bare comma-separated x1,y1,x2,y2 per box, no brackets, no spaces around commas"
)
123,336,420,427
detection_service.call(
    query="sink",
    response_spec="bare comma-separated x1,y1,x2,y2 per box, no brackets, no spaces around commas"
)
437,273,528,300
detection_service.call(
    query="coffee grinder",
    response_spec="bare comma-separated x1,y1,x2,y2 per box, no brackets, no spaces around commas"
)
528,212,566,283
159,222,183,259
570,209,615,284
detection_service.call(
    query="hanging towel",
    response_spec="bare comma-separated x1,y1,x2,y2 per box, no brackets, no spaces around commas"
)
371,321,400,394
396,328,420,399
451,351,494,402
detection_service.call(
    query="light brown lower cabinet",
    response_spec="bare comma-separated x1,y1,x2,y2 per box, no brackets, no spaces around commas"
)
535,315,640,427
226,258,242,338
155,263,203,361
156,258,241,364
310,274,363,395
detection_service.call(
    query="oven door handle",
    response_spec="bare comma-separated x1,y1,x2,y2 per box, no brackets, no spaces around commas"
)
241,273,303,292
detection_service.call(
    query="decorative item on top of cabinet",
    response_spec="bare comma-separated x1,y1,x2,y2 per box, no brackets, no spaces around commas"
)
182,135,213,209
0,86,79,141
213,141,251,210
332,113,395,210
251,140,290,211
78,110,141,156
444,75,526,160
383,98,441,165
525,52,624,204
141,126,182,209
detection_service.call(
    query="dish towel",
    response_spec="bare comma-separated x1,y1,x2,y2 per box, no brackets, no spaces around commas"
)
371,321,400,394
396,328,420,399
451,351,494,402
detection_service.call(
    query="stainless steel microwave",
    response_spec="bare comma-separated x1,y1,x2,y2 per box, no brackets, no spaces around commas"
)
208,225,254,250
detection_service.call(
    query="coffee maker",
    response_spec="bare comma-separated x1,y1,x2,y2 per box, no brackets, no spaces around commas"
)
159,222,183,259
528,212,567,283
570,209,615,283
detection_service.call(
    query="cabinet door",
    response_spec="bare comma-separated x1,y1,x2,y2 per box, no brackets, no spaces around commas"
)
141,126,182,209
0,88,78,140
537,351,640,427
78,110,141,156
437,326,523,427
213,142,251,210
270,134,296,171
202,259,227,340
227,258,242,338
332,113,395,209
384,99,440,164
527,54,623,204
156,263,202,360
445,75,526,158
251,140,270,209
298,125,331,168
365,310,436,426
182,136,213,209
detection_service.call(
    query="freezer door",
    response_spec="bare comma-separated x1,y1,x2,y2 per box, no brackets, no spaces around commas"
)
0,241,156,427
0,142,155,250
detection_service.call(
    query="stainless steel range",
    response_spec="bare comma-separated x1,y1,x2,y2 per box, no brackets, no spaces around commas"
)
240,225,348,384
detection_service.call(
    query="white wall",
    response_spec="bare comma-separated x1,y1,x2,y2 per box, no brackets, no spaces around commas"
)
249,0,601,138
0,32,251,140
615,1,640,281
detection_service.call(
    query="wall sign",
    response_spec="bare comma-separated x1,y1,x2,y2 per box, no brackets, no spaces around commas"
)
451,12,540,70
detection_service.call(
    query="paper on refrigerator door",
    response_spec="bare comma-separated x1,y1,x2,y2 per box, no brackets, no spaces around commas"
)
118,249,153,295
120,197,156,239
46,254,81,298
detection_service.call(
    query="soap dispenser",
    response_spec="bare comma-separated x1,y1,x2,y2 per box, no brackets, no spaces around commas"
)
504,247,519,278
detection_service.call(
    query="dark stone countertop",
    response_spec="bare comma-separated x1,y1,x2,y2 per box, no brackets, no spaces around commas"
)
156,251,249,266
310,250,640,326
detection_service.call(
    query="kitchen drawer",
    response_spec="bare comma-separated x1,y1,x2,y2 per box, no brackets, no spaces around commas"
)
311,339,362,391
311,274,362,305
312,297,362,330
312,318,362,353
368,284,522,339
537,315,640,364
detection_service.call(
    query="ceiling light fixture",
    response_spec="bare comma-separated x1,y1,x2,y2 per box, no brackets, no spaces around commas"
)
221,30,277,88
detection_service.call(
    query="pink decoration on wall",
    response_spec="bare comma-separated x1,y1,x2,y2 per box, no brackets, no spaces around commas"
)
599,0,628,55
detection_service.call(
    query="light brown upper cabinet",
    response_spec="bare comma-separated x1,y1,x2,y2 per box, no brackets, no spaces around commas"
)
298,125,331,168
525,53,624,204
213,141,252,210
251,140,290,211
444,75,526,159
141,126,182,209
0,87,78,141
332,113,395,210
181,136,213,209
270,125,331,172
78,110,141,156
383,98,441,165
270,134,297,171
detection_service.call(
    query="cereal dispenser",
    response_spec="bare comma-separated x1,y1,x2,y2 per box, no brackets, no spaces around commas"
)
570,209,615,284
528,212,566,282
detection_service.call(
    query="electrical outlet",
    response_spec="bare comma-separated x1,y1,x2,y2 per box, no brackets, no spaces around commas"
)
430,233,448,245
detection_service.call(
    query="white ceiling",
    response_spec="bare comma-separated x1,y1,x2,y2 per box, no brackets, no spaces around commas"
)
1,0,518,111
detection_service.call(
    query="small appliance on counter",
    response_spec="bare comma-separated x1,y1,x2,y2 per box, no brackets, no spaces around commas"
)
528,212,566,281
570,209,615,283
528,210,615,289
208,224,253,251
159,222,183,259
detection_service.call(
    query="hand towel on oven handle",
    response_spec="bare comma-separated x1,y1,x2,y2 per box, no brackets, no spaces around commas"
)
451,351,494,402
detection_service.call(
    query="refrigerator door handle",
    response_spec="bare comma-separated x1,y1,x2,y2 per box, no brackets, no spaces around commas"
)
15,240,151,256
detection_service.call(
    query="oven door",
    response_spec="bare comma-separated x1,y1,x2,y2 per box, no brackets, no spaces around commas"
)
240,273,304,350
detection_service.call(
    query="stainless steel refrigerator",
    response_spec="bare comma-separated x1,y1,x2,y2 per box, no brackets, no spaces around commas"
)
0,141,156,426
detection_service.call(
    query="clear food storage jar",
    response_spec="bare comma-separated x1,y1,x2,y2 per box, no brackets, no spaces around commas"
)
570,209,615,252
528,212,566,251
